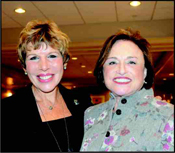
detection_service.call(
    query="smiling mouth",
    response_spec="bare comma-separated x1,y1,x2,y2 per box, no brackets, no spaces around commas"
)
114,78,131,83
38,75,52,80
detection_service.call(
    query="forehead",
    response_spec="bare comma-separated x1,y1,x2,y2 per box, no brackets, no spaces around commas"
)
109,40,144,58
26,42,58,53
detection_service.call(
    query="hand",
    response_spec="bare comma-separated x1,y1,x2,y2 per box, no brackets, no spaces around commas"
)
155,96,167,102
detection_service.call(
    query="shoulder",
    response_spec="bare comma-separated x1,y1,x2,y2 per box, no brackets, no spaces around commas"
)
84,101,108,119
150,99,174,151
83,101,112,134
2,87,26,104
2,84,33,110
59,84,91,99
59,84,93,111
2,85,34,122
149,98,174,138
150,97,174,116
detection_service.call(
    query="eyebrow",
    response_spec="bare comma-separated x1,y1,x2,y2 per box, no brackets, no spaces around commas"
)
26,51,59,56
26,53,36,58
127,56,138,59
107,56,138,60
106,57,117,60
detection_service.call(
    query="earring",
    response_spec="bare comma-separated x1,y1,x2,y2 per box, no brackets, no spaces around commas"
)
64,66,67,70
25,71,28,75
144,80,147,84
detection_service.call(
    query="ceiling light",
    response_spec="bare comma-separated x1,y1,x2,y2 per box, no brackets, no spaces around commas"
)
72,57,78,60
169,73,174,76
73,86,76,88
88,71,92,74
163,78,167,80
81,65,86,68
130,1,141,7
15,8,26,14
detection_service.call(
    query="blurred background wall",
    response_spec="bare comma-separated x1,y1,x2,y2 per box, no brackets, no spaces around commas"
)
2,1,174,104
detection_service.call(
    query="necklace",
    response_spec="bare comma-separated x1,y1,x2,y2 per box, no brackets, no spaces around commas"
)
37,102,71,152
48,105,55,110
48,97,60,110
48,97,59,110
32,86,59,111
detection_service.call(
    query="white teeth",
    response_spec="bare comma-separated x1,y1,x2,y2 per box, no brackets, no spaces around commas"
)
114,78,130,83
39,75,52,80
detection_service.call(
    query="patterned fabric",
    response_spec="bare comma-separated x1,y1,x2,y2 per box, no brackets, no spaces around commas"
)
80,88,174,151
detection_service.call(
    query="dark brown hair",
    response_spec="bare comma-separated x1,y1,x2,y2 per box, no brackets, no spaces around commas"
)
94,28,154,89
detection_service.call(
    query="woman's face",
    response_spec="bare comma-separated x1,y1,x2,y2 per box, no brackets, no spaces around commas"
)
103,40,147,97
25,43,64,93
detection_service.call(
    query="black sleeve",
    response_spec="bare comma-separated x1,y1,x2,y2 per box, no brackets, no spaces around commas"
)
1,96,20,151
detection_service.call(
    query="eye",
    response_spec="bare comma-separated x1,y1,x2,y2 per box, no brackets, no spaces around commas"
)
109,61,117,65
29,56,39,61
128,61,136,64
48,54,57,58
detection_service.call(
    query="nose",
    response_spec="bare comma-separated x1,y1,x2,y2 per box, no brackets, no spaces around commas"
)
39,58,49,71
118,62,127,75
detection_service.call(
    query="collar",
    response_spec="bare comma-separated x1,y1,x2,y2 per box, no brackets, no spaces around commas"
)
58,84,81,115
22,83,76,121
109,88,154,108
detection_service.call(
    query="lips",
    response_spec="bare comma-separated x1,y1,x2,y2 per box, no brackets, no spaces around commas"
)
39,75,52,80
113,77,131,84
37,73,54,82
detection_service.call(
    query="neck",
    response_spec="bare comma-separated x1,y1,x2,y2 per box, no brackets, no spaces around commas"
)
32,85,61,105
113,96,120,112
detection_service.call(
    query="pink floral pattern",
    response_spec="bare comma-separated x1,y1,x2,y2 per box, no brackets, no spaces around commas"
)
120,126,130,136
164,121,174,133
81,133,99,151
101,130,118,151
81,88,174,151
156,101,167,105
105,136,114,145
85,119,94,126
140,102,149,106
163,143,170,150
98,110,108,121
129,137,138,144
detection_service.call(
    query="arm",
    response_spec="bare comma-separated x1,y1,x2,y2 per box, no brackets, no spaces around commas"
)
161,113,174,151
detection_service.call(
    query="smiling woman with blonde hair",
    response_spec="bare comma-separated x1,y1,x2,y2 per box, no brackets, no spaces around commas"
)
2,20,92,152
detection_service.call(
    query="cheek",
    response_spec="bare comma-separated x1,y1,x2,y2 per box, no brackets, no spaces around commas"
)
103,66,113,80
51,59,63,71
26,61,38,73
132,66,145,80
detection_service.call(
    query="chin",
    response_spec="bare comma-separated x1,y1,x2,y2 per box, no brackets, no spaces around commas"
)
42,89,55,93
113,90,131,97
39,86,57,93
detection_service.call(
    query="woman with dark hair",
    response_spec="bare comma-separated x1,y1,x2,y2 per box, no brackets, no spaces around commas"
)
81,28,174,151
2,20,92,152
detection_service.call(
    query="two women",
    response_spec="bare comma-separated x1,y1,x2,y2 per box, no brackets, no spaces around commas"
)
81,29,174,151
2,20,92,152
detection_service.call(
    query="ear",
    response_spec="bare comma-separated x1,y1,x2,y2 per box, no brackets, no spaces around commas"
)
23,68,27,73
23,68,28,75
63,63,67,70
144,68,147,79
64,63,67,67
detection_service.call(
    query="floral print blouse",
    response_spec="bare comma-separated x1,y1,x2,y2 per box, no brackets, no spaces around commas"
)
80,88,174,151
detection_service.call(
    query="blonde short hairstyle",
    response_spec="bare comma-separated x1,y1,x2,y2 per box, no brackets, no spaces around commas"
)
17,20,70,68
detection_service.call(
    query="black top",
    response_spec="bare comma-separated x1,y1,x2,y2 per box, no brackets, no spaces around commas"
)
1,84,92,152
